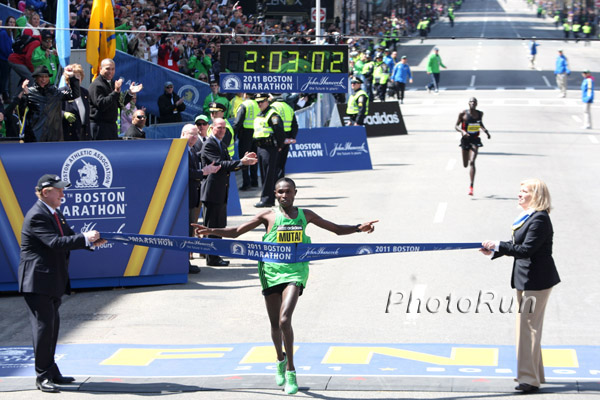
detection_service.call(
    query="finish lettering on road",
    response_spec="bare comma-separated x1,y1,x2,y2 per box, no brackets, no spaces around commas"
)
101,347,234,366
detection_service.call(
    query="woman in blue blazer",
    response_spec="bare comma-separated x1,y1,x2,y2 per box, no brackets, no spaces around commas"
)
481,178,560,393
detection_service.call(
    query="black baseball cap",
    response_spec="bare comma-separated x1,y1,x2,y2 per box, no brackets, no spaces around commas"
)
36,174,70,191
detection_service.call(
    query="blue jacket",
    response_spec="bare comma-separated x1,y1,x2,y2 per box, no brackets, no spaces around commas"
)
0,29,13,61
391,62,412,83
383,55,396,72
554,55,570,75
529,41,539,55
581,76,594,103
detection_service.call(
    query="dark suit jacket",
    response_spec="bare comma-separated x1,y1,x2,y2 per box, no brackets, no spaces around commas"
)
18,201,89,298
200,135,242,204
62,87,92,141
188,143,205,208
157,92,186,123
493,210,561,290
89,76,132,124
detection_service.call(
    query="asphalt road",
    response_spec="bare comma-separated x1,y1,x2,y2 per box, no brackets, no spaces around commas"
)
1,0,599,398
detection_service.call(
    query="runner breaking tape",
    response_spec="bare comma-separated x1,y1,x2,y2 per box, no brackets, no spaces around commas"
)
192,177,377,395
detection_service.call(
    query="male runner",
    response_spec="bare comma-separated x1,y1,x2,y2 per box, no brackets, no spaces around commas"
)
193,178,377,395
455,97,491,196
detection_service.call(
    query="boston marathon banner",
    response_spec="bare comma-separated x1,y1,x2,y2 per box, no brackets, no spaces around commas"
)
286,127,372,173
100,232,482,263
334,101,408,137
0,140,190,291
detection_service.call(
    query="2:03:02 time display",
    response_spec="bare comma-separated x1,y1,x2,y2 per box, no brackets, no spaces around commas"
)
220,45,349,74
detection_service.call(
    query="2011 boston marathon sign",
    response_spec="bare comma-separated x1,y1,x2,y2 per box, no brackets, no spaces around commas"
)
101,232,482,263
219,44,349,94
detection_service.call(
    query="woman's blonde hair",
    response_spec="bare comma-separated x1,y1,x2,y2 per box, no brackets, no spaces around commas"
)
521,178,552,213
63,63,84,83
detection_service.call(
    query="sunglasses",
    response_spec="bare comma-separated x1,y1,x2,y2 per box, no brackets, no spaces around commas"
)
166,86,173,89
196,121,208,126
135,115,146,119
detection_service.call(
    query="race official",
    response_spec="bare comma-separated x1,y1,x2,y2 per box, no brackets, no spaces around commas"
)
19,174,105,393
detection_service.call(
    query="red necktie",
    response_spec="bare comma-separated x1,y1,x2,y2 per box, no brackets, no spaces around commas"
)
53,212,64,236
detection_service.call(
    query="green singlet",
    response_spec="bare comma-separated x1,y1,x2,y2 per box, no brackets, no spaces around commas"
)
258,208,311,291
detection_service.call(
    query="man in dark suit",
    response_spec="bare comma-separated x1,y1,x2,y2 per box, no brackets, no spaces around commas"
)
201,118,257,266
181,123,220,273
19,174,105,393
88,58,143,140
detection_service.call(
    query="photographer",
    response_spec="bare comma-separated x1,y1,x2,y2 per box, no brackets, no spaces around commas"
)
158,36,180,72
188,46,212,81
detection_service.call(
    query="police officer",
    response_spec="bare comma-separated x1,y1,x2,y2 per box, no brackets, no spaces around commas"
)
232,94,260,190
253,94,285,208
270,94,298,180
206,102,234,158
373,54,390,102
346,77,369,126
360,51,375,100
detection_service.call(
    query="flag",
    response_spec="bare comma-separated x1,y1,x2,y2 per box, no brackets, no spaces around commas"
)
56,0,70,68
86,0,116,79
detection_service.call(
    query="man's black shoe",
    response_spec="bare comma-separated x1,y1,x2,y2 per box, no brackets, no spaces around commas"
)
251,182,259,188
189,263,201,274
36,379,59,393
254,202,274,208
239,185,251,191
53,376,75,384
515,383,539,393
207,259,230,266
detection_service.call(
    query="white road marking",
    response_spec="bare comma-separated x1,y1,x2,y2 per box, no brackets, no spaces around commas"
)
589,135,599,144
446,159,456,171
572,115,582,123
542,76,551,87
496,87,505,90
434,203,447,224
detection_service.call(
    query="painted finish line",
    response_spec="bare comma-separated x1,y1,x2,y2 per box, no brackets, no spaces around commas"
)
100,232,482,263
0,343,598,379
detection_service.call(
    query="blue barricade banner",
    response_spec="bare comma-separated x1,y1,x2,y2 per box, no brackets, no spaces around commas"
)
0,140,191,291
220,73,348,94
114,52,210,122
100,232,482,263
286,126,372,173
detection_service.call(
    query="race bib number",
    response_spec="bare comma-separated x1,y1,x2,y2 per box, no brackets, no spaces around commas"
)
168,59,173,66
277,225,303,243
467,123,480,133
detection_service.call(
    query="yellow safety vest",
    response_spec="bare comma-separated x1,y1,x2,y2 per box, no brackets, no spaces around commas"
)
242,99,260,129
373,62,390,84
253,108,278,139
346,90,369,115
582,25,591,34
270,101,294,132
207,120,235,157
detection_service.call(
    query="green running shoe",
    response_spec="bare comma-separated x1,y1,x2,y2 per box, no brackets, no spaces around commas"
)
284,370,298,394
275,353,287,386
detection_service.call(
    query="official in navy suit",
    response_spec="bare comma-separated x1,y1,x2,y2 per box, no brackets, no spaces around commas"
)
200,118,257,266
18,174,105,393
481,178,560,394
181,123,221,273
61,64,91,141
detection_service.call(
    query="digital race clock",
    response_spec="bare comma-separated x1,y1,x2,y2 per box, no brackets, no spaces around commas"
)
219,44,349,94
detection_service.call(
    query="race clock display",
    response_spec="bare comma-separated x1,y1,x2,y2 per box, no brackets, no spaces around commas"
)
219,44,349,94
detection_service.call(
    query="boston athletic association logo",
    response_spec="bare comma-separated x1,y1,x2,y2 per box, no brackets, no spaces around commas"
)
59,148,126,221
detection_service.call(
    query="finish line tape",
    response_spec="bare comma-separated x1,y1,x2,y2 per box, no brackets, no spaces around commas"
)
101,232,481,263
